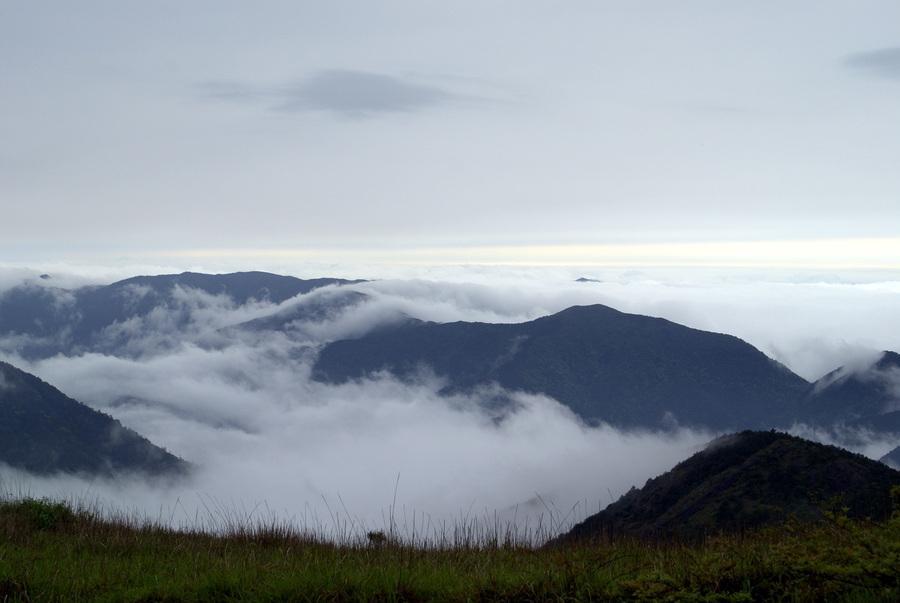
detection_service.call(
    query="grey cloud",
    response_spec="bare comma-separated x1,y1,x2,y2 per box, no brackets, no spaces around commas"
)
845,47,900,81
198,81,266,103
202,70,462,118
10,335,712,540
0,270,87,295
9,2,900,249
277,70,456,116
878,366,900,412
789,422,899,461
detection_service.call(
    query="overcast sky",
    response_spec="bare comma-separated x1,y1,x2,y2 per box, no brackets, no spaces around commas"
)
2,1,900,266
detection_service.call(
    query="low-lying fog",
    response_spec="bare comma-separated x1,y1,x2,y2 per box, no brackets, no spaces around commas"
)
1,264,899,539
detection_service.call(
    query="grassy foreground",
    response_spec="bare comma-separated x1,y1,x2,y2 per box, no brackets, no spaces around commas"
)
1,497,899,602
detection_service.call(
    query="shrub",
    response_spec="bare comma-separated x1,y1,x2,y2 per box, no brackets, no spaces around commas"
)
4,498,76,531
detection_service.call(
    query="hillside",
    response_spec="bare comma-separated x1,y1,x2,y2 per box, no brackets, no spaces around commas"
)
882,445,900,469
0,271,361,358
313,304,810,430
1,495,898,601
562,430,900,541
235,288,370,335
0,361,187,477
801,351,900,430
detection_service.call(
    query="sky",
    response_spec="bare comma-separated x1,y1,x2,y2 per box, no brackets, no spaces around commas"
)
2,1,900,267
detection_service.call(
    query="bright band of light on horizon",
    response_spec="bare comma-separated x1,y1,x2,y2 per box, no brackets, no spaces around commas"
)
153,238,900,269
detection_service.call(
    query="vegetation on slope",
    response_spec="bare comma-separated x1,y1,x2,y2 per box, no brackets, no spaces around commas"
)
314,304,810,430
0,493,898,602
563,431,900,541
0,361,187,477
803,351,900,428
883,445,900,470
0,271,362,358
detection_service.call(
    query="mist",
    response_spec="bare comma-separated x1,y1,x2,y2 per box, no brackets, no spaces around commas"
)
1,265,899,538
2,342,714,537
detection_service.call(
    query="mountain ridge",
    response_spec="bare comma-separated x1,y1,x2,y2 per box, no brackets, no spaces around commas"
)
559,430,900,541
313,303,811,430
313,303,900,434
0,271,363,358
0,360,188,477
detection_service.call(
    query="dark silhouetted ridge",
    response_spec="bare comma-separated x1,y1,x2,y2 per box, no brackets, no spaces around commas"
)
0,271,363,358
314,304,810,430
802,351,900,429
882,445,900,469
0,361,188,477
561,430,900,541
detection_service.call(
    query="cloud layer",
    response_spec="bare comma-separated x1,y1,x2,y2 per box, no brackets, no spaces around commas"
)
846,47,900,81
2,266,899,540
203,70,466,118
4,341,714,539
5,2,900,253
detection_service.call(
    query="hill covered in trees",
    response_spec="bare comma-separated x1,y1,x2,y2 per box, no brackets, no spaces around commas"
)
0,361,187,477
562,430,900,541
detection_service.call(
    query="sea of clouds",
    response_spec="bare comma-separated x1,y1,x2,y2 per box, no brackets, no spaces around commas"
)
1,264,899,540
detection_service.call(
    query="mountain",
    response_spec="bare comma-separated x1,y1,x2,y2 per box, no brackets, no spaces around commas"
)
0,361,188,477
313,304,810,430
800,351,900,430
882,445,900,470
845,411,900,434
235,288,370,335
0,271,362,358
560,431,900,541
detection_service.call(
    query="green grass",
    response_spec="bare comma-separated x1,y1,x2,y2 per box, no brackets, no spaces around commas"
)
0,497,898,602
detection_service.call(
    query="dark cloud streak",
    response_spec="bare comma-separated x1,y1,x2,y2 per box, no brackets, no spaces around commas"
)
845,47,900,81
277,69,456,116
201,69,463,118
198,81,265,102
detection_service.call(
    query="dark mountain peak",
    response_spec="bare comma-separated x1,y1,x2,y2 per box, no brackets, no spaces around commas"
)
105,271,363,305
804,350,900,427
314,304,810,430
0,271,365,359
874,350,900,371
538,303,624,320
234,288,392,339
814,350,900,387
881,445,900,470
534,304,748,344
0,361,188,477
560,430,900,541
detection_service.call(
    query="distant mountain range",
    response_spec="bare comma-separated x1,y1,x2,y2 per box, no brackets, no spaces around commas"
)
882,445,900,469
2,271,898,461
0,361,187,477
234,288,370,336
560,430,900,541
0,271,362,357
313,304,811,429
801,351,900,426
313,304,900,434
3,271,898,554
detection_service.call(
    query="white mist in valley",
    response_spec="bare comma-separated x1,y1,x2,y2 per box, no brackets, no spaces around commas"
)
1,265,899,538
3,336,713,538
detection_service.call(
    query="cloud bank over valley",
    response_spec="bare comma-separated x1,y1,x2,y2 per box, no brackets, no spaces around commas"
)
0,266,898,537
